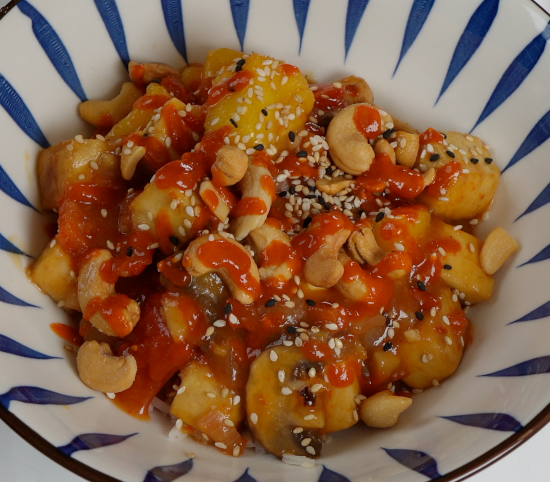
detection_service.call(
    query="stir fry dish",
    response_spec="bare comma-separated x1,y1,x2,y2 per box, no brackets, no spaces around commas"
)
29,48,519,461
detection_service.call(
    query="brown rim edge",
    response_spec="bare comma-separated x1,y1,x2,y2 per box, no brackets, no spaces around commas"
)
0,0,549,481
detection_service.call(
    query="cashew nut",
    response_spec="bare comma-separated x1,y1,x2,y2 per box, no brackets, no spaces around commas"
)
212,145,248,186
394,131,419,168
338,76,374,105
78,249,140,337
121,144,146,180
315,177,353,195
183,234,261,305
480,227,519,275
302,218,352,288
347,227,385,266
359,390,412,428
199,180,232,222
231,159,274,241
326,103,376,176
374,138,396,164
76,340,137,393
128,61,180,85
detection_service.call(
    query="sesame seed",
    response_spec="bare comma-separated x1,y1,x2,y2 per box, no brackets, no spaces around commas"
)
443,264,452,270
326,323,338,331
233,395,241,405
90,161,99,170
233,446,240,457
422,354,429,363
185,206,194,217
394,242,405,251
270,350,278,362
106,392,115,399
432,379,440,387
177,386,186,395
303,414,315,421
281,387,292,395
205,326,215,337
445,336,453,345
438,247,446,256
106,240,115,250
442,315,450,325
250,413,258,424
138,224,150,231
301,438,312,447
438,197,450,202
469,243,475,253
165,137,172,148
415,311,424,320
469,218,479,225
215,442,227,449
430,307,437,317
229,313,239,324
454,225,463,231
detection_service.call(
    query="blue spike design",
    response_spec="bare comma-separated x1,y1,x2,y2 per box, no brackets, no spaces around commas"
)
230,0,250,51
508,299,550,324
0,334,60,359
0,286,38,308
472,21,550,131
0,73,49,148
503,109,550,173
441,413,523,432
17,1,87,102
143,458,193,482
293,0,311,53
382,448,441,480
481,356,550,377
344,0,370,60
0,233,29,256
161,0,187,63
519,243,550,267
515,182,550,220
0,164,38,211
93,0,129,69
0,386,91,409
232,468,257,482
436,0,499,104
393,0,436,76
58,433,136,457
318,465,351,482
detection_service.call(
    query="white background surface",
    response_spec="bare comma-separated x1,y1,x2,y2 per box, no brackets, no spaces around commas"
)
1,0,550,480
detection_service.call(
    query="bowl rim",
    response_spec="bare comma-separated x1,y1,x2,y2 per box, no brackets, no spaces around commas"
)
1,0,550,480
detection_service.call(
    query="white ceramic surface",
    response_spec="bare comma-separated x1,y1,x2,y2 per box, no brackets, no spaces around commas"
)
0,1,550,481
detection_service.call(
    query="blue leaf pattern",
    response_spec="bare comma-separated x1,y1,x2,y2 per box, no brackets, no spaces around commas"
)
293,0,311,53
436,0,499,104
382,448,441,480
0,334,59,359
0,232,29,256
0,164,37,211
17,1,87,102
318,465,351,482
161,0,187,63
344,0,370,60
0,386,91,409
508,299,550,324
514,182,550,220
93,0,129,69
441,412,523,432
0,73,49,148
143,458,193,482
503,109,550,173
481,356,550,377
393,0,435,76
519,243,550,266
472,20,550,130
0,286,38,308
230,0,250,51
57,432,136,457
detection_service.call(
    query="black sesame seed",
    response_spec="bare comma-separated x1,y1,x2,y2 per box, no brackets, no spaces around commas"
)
289,186,296,195
142,133,148,138
485,157,493,164
235,59,245,72
169,235,179,246
417,280,426,291
306,299,316,307
430,153,440,162
296,150,308,158
325,166,333,175
383,129,392,139
443,264,452,270
253,144,264,151
224,303,232,314
278,191,288,197
288,131,296,142
126,246,133,257
264,299,276,308
446,150,455,158
471,158,479,164
415,311,424,321
261,108,268,117
151,79,161,84
442,133,447,138
306,194,317,199
230,118,238,128
383,342,393,351
286,326,298,334
303,216,312,228
375,212,385,222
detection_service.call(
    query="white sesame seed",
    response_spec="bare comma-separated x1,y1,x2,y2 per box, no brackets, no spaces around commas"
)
233,395,241,405
301,438,312,447
469,243,475,253
215,442,227,449
205,326,215,337
445,336,453,345
281,387,292,395
229,313,239,325
438,247,446,256
138,224,150,231
469,218,479,225
185,206,194,217
454,225,463,231
303,414,315,421
438,197,450,202
90,161,99,170
250,413,258,424
394,242,405,251
442,315,450,325
432,379,440,387
326,323,338,331
430,307,437,317
422,354,429,363
311,384,323,393
270,350,278,362
177,386,186,395
213,320,226,328
106,392,116,399
308,367,316,378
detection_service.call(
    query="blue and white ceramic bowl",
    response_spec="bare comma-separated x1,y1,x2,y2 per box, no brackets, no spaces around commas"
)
1,0,550,481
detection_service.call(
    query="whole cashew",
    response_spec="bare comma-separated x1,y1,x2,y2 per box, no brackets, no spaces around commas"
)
359,390,412,428
231,159,275,241
128,61,180,85
339,76,374,105
212,145,248,186
76,340,137,393
78,249,140,337
394,131,419,168
183,234,261,305
347,227,385,266
315,177,353,195
326,103,376,176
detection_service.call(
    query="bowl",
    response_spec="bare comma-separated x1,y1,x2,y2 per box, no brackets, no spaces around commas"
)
1,0,550,481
